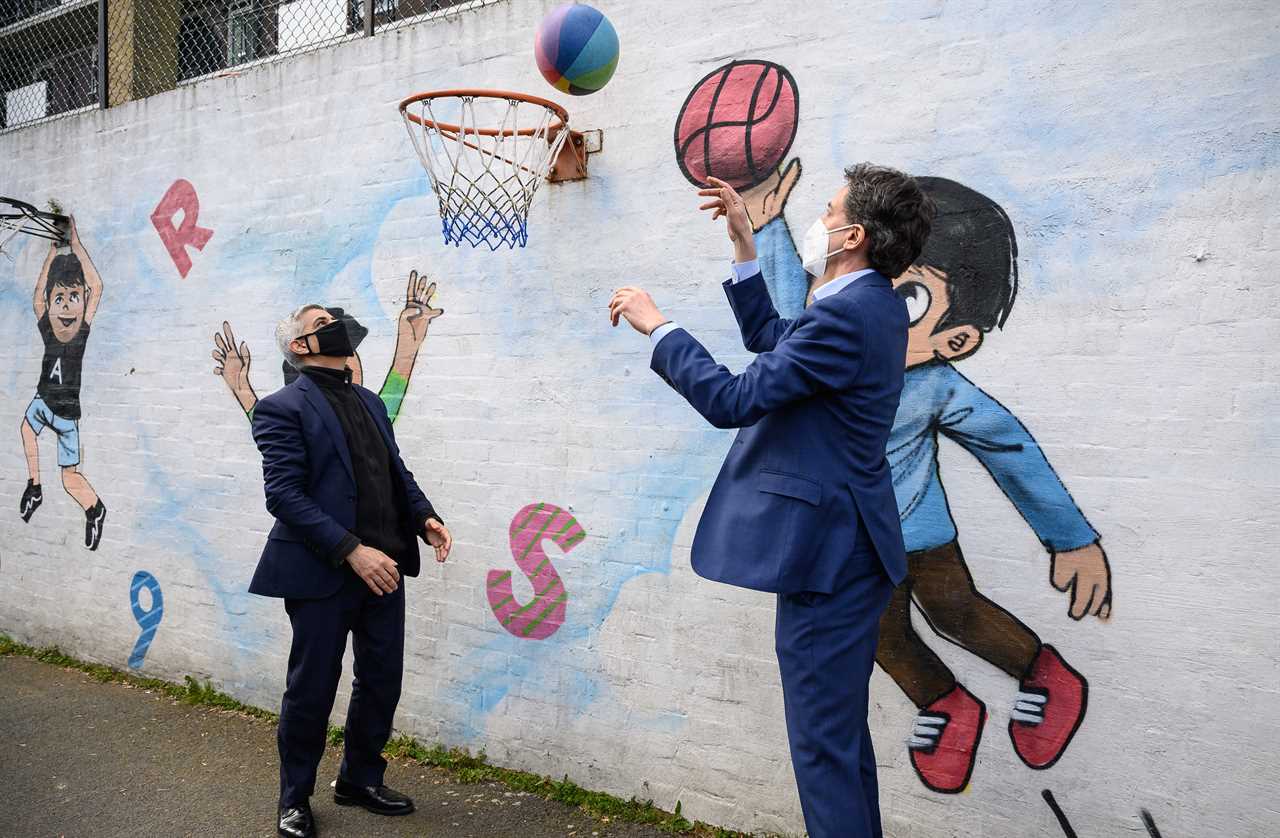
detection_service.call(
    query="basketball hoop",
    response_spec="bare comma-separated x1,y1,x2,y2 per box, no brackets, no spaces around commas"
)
399,89,590,250
0,196,68,261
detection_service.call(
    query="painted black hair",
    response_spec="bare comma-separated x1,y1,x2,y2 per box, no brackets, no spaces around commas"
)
281,307,369,385
913,177,1018,332
46,253,86,300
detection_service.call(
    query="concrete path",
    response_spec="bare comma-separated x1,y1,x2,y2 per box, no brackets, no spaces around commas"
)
0,655,670,837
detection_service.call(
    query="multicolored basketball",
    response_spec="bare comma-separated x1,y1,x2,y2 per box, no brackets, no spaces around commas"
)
674,60,799,189
535,3,620,96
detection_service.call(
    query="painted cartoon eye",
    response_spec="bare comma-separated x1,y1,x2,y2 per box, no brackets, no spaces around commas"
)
896,281,931,326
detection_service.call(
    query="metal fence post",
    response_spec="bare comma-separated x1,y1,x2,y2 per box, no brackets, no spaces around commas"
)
97,0,108,109
363,0,374,37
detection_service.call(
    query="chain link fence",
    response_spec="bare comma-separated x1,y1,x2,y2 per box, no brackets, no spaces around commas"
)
2,0,488,130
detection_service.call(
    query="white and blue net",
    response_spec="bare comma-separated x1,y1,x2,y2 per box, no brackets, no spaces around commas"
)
400,93,568,250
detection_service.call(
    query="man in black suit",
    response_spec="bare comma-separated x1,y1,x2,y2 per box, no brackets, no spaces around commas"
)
250,304,452,838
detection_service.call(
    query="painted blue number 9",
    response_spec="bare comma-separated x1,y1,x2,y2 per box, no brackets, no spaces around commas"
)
128,571,164,669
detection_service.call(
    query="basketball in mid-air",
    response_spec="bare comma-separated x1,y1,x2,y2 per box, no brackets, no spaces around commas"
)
535,3,620,95
674,60,799,189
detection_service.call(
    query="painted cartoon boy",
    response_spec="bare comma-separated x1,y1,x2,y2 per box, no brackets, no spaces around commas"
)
752,170,1112,793
211,271,442,424
19,217,107,550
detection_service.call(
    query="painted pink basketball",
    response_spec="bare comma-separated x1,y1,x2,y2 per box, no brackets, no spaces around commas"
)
675,60,799,190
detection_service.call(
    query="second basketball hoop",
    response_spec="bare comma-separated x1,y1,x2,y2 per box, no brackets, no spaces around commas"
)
398,89,601,251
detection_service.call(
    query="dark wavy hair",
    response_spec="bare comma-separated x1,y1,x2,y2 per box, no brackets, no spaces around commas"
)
842,163,936,279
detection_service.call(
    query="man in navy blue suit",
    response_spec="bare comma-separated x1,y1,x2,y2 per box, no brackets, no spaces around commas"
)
249,305,452,838
610,164,934,838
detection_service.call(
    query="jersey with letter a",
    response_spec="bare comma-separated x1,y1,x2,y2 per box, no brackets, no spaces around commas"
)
37,313,91,421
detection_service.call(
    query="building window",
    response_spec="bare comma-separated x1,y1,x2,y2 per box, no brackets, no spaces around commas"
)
227,0,258,64
178,13,224,80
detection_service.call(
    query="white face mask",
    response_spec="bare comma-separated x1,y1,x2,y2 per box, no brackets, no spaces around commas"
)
801,218,857,277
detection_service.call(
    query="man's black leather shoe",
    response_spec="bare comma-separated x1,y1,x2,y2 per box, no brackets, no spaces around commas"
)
278,802,317,838
333,778,415,815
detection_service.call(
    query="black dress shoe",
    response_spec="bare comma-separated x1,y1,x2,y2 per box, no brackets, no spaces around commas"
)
334,778,415,815
278,802,317,838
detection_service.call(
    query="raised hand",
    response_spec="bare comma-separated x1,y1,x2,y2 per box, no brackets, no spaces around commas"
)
698,176,757,264
609,286,667,336
212,321,258,414
397,270,444,351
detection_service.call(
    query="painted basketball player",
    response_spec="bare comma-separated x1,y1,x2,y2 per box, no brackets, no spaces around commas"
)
19,216,108,550
674,61,1112,794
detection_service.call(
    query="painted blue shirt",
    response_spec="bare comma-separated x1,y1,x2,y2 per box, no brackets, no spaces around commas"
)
890,362,1097,553
751,216,1097,554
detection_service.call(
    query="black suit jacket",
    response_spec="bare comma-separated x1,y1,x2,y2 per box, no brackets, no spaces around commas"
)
248,373,437,599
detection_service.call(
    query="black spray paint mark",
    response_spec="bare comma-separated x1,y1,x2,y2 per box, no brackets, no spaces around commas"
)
1044,790,1166,838
1042,789,1079,838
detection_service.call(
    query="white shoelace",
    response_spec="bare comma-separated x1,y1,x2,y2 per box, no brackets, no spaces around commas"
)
908,713,947,749
1011,690,1046,724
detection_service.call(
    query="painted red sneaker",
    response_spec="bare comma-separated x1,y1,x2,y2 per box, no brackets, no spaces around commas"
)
908,684,987,793
1009,644,1088,769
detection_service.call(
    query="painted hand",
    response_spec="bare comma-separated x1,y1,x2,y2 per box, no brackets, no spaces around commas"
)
212,321,254,400
397,270,444,351
609,286,667,336
740,158,801,232
424,517,452,563
698,176,757,264
1050,542,1112,620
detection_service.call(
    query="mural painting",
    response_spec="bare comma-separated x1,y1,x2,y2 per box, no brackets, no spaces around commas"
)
675,60,1115,795
211,271,442,424
18,217,108,550
674,59,806,309
128,570,164,669
151,179,214,279
487,503,587,640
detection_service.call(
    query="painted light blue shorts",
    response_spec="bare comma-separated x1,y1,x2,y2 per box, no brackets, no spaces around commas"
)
25,396,80,467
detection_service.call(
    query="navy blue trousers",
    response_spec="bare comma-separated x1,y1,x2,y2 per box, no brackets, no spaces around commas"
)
775,535,894,838
278,571,405,807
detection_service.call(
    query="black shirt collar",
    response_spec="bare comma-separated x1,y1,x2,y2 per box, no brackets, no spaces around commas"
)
300,364,352,388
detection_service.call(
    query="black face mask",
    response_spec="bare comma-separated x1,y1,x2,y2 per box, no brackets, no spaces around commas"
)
297,320,354,358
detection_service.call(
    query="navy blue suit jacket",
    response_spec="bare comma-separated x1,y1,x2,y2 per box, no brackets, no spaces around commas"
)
651,271,909,593
248,373,436,600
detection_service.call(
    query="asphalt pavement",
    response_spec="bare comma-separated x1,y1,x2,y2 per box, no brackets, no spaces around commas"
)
0,655,671,838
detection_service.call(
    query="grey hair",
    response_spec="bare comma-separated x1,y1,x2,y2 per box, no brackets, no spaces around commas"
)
842,163,936,279
275,304,326,369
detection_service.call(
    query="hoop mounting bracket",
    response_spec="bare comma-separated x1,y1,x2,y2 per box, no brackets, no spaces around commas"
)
549,128,603,183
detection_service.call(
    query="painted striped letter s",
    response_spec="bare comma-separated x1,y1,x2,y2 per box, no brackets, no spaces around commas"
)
486,503,586,640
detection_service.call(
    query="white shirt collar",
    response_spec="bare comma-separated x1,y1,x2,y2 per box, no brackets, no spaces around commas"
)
812,268,877,302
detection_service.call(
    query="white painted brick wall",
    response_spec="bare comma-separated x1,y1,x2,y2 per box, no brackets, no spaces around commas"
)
2,1,1278,835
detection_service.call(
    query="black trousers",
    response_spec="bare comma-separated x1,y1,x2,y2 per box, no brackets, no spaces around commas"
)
278,571,405,807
